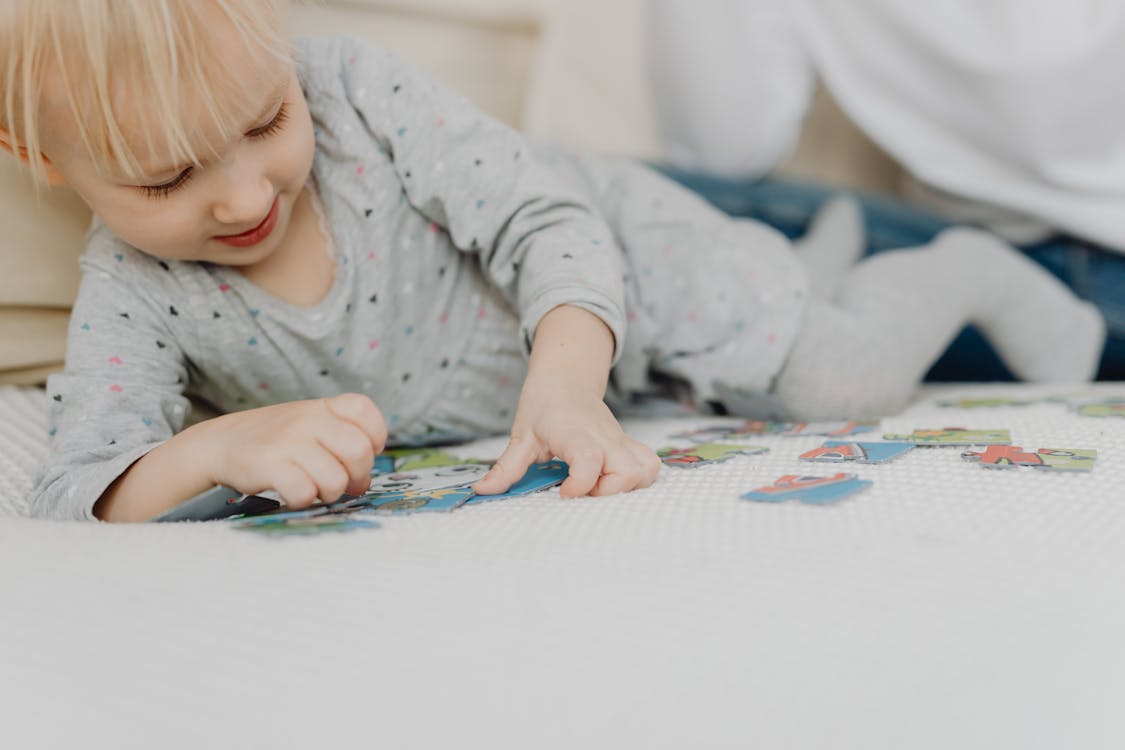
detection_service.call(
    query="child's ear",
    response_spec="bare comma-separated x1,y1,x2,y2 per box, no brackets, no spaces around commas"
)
0,128,67,185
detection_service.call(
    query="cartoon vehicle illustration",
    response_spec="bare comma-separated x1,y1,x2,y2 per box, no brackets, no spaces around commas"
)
358,486,477,514
799,441,913,464
961,445,1097,472
741,473,873,505
365,463,491,496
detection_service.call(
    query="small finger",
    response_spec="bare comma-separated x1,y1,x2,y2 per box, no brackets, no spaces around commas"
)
589,444,645,497
315,423,375,496
588,438,662,497
291,447,350,504
557,446,604,498
272,462,319,509
473,435,541,495
628,441,663,488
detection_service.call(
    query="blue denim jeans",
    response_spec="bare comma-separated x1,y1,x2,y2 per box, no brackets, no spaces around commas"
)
655,167,1125,381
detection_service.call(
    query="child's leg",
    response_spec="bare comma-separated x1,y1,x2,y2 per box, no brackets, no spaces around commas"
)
770,227,1105,419
793,195,865,300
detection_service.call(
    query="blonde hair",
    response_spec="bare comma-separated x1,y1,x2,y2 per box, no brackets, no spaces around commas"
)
1,0,293,183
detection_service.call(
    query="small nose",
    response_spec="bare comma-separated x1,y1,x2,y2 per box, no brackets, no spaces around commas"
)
211,155,273,227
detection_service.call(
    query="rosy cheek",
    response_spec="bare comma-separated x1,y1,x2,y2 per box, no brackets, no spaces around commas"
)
108,203,202,258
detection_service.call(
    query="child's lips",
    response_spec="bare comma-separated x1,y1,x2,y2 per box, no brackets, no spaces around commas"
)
215,197,280,247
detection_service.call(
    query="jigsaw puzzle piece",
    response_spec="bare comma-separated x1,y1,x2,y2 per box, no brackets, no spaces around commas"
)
741,473,873,505
464,461,570,504
799,441,913,464
883,427,1012,446
657,443,768,468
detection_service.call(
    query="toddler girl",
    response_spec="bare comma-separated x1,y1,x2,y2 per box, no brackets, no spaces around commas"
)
2,1,1103,521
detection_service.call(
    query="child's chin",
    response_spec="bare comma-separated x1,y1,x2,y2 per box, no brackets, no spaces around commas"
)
212,237,276,258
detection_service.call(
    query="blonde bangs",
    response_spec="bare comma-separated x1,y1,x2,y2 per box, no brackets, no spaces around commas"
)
1,0,293,184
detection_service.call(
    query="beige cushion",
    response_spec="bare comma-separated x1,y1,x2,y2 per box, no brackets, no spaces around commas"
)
290,1,542,128
523,0,663,158
777,86,901,194
0,160,90,384
323,0,544,26
0,308,70,383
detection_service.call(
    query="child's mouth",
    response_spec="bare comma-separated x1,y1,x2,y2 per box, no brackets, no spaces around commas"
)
215,197,280,248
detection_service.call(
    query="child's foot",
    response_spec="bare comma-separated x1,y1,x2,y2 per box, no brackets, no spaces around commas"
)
993,294,1105,383
936,228,1105,383
795,195,865,300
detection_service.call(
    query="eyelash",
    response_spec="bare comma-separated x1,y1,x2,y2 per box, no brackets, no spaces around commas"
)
247,103,289,141
140,168,194,199
141,103,290,199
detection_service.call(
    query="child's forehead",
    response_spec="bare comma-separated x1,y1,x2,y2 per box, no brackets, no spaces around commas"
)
23,0,295,179
46,59,290,175
45,48,290,179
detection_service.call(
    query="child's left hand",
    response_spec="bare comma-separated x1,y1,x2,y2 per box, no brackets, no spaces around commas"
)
472,372,662,498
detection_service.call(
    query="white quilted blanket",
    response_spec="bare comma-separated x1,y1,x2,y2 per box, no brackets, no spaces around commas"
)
0,386,48,518
2,383,1124,749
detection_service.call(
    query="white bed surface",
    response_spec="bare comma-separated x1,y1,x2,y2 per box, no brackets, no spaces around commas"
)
2,383,1124,749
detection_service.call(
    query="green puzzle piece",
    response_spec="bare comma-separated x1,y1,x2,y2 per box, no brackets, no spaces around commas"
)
883,428,1012,446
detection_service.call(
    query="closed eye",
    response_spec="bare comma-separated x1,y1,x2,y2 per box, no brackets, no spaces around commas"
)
140,167,194,199
247,102,289,140
138,102,288,199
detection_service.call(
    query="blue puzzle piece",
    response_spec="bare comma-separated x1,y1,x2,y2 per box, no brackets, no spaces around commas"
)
464,461,569,505
352,486,477,515
234,514,381,537
799,441,914,464
741,474,873,506
369,454,396,476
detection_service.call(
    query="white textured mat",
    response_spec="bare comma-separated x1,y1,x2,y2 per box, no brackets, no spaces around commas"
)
0,386,49,519
2,383,1125,749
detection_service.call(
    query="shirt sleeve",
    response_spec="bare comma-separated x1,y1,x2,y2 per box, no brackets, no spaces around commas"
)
29,239,193,521
648,0,817,177
323,35,628,359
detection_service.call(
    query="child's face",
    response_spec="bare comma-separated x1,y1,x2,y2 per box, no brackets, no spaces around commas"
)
43,48,315,269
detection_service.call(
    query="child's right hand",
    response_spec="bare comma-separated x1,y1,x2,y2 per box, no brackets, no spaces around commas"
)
199,394,387,509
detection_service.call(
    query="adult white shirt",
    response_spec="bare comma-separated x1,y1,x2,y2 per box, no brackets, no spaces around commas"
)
650,0,1125,252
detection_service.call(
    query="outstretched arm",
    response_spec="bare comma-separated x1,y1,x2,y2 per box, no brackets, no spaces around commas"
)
648,0,817,177
472,305,661,498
